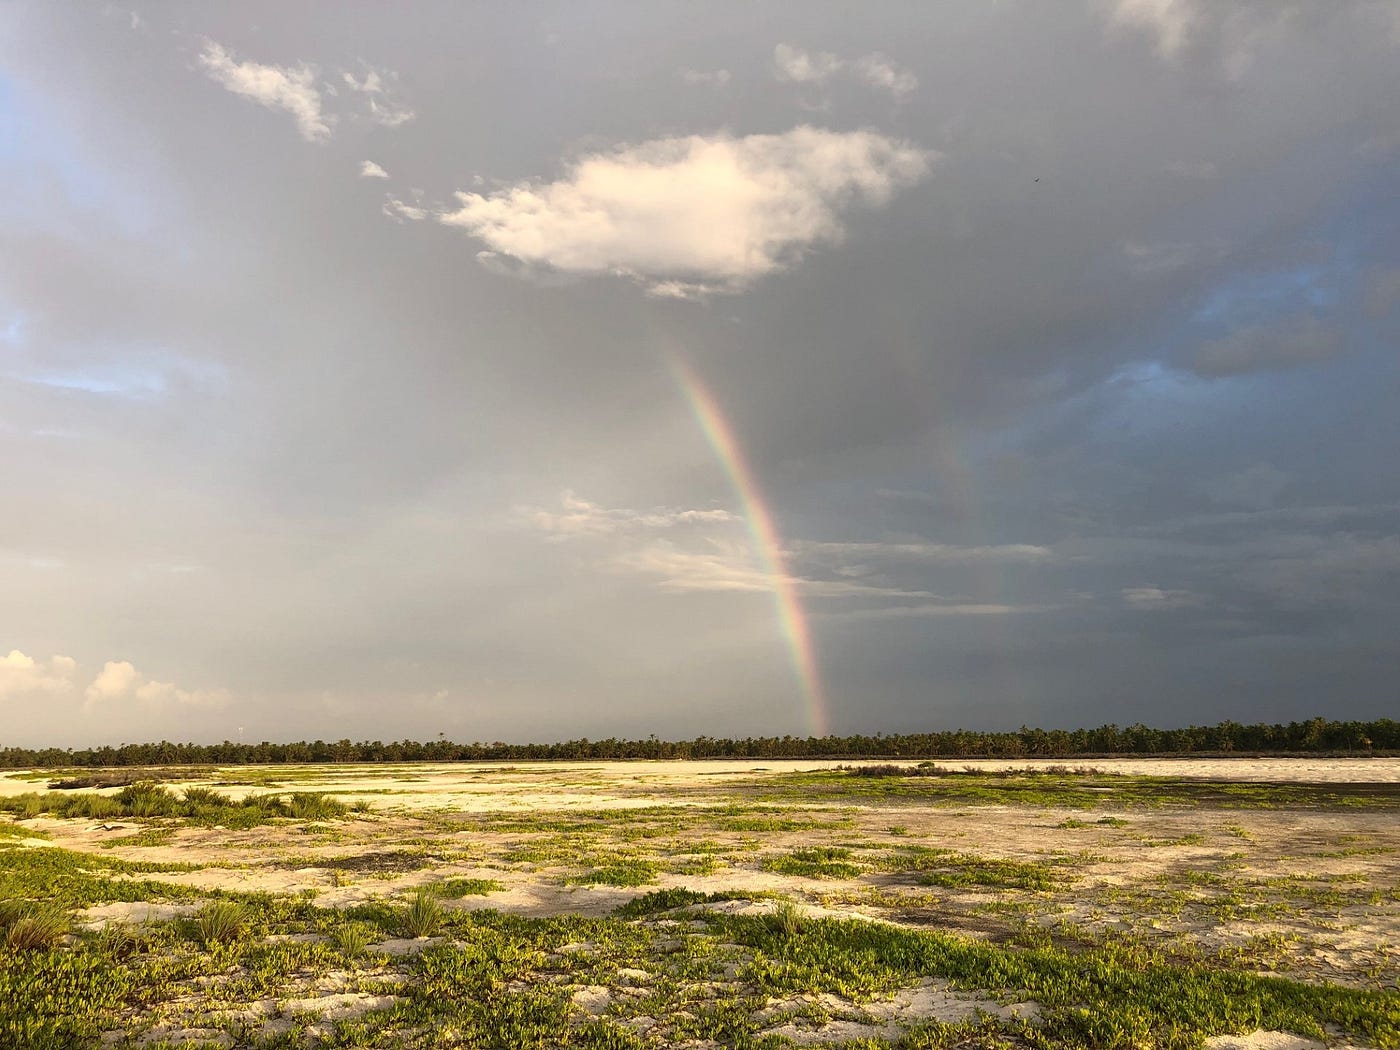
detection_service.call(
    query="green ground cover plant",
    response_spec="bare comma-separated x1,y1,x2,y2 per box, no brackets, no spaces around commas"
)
737,768,1400,811
565,860,659,887
430,877,503,898
0,783,348,828
0,843,202,907
764,846,863,879
6,903,1392,1050
0,757,1395,1047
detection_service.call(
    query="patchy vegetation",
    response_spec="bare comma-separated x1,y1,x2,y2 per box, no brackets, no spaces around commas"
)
0,782,348,828
0,758,1395,1047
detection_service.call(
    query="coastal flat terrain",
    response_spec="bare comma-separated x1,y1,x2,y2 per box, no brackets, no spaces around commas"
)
2,759,1398,1048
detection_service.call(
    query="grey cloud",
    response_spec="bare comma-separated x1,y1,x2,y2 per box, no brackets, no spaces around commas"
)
1191,315,1344,376
1365,267,1400,317
797,541,1054,567
1199,463,1291,509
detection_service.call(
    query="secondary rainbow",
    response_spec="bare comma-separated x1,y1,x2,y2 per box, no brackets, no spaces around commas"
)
671,357,830,738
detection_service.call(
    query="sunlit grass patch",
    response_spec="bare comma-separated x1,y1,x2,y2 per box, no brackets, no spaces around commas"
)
431,877,504,898
612,887,772,918
0,821,43,841
0,843,202,907
718,912,1400,1045
764,846,863,879
566,861,659,887
0,782,349,828
100,826,176,849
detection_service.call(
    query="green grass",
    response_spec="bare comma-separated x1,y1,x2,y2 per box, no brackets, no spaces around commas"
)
722,913,1400,1047
331,920,373,959
612,887,768,918
764,846,863,879
192,900,247,946
881,848,1069,891
0,783,348,828
566,862,659,887
741,769,1400,811
99,826,176,849
401,888,444,937
431,877,504,898
1,899,68,950
0,843,202,907
0,821,44,841
0,894,1393,1050
1,760,1394,1048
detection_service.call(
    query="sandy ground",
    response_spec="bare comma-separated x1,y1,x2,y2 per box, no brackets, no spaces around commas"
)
4,757,1388,992
3,755,1398,803
4,757,1397,1048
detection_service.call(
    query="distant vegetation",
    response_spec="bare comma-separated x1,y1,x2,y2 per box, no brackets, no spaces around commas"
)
0,717,1394,768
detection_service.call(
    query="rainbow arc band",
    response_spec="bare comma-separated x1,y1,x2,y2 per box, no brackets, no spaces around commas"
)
671,357,829,738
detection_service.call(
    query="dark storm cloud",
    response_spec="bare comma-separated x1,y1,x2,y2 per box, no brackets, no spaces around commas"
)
2,1,1398,745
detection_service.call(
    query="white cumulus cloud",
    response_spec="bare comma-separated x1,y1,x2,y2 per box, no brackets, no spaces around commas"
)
679,68,732,87
1121,586,1202,610
524,491,737,538
198,42,331,142
0,650,78,701
1108,0,1199,58
383,193,428,222
438,127,934,296
84,660,227,708
773,44,918,100
342,68,415,128
360,160,390,179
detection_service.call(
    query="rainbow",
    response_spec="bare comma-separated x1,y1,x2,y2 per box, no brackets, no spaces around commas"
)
671,357,829,738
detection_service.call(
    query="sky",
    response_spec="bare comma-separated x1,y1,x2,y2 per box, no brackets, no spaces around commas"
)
2,2,1399,747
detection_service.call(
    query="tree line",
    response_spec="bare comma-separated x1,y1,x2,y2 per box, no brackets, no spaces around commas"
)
0,718,1394,768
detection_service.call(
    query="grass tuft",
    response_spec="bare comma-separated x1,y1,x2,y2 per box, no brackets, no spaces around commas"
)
2,900,69,950
401,888,443,938
332,921,374,959
193,900,247,946
763,901,806,938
